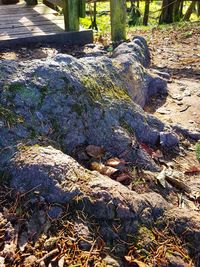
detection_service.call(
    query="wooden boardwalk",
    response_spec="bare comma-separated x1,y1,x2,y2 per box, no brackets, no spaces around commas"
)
0,2,93,48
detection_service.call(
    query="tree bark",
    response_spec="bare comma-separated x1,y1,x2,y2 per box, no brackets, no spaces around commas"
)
110,0,126,41
196,1,200,17
143,0,150,26
173,0,183,21
159,0,175,24
183,0,196,21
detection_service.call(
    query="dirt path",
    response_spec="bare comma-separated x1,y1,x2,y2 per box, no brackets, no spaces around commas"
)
129,21,200,210
130,21,200,129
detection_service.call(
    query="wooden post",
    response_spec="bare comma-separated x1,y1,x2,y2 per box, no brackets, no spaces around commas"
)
110,0,126,41
63,0,79,31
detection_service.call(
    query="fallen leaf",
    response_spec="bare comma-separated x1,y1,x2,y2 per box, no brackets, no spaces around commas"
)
116,173,131,183
86,145,105,159
152,149,164,160
105,157,126,168
124,256,147,267
23,255,37,267
90,162,118,177
140,143,154,156
1,243,17,261
185,166,200,175
156,166,167,188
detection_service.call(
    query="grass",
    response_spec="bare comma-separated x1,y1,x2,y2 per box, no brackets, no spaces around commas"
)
80,1,199,41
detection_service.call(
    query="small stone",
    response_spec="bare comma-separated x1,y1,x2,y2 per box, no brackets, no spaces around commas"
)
179,86,186,91
102,255,122,267
171,94,183,101
166,252,190,267
48,206,63,219
188,120,194,124
183,90,191,97
160,132,179,148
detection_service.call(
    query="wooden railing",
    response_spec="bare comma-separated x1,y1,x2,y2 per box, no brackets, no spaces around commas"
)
32,0,126,41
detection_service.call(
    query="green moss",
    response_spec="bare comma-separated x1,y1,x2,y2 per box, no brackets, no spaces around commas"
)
61,77,74,94
9,82,39,104
81,75,131,103
50,118,60,132
71,103,84,116
39,85,48,106
9,82,26,93
119,117,134,135
0,105,24,125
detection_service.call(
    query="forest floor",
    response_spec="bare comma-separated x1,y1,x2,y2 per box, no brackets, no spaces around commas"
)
132,21,200,202
0,21,199,266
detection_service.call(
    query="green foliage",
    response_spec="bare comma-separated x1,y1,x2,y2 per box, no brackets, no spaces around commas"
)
80,1,199,36
195,141,200,161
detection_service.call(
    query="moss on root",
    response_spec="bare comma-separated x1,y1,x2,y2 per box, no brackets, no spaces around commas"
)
81,75,131,103
0,105,24,125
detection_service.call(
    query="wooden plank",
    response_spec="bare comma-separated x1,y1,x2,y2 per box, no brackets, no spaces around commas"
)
0,19,64,30
0,24,63,37
0,3,48,9
0,5,57,14
0,15,63,28
0,13,63,22
44,0,63,8
0,9,57,16
0,12,58,22
0,30,93,48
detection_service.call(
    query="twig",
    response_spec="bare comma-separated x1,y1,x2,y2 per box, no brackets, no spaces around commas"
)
36,248,59,264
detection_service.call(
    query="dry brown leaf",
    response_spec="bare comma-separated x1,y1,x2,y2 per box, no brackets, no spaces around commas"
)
105,157,126,168
85,145,105,159
1,243,17,261
124,256,147,267
116,173,131,183
152,149,164,159
90,162,118,177
185,165,200,175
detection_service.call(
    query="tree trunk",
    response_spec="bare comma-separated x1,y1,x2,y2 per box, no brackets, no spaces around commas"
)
183,0,196,21
159,0,175,24
143,0,150,26
173,0,183,21
196,1,200,17
110,0,127,41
